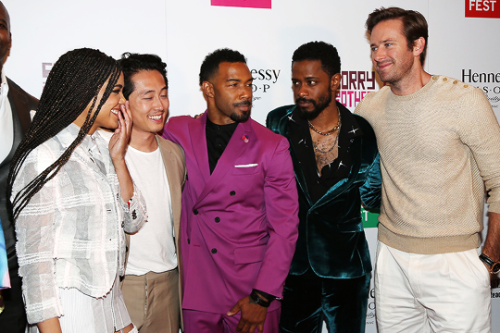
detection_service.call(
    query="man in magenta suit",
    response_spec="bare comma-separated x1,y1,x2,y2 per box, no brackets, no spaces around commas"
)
162,48,299,333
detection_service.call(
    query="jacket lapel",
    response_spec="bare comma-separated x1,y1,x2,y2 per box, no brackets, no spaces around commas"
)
278,108,313,206
189,113,210,183
156,136,182,250
7,78,31,134
194,119,251,206
313,106,365,210
0,82,30,169
155,136,185,325
278,105,364,211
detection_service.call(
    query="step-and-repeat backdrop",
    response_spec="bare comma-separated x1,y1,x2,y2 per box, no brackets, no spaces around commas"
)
4,0,500,331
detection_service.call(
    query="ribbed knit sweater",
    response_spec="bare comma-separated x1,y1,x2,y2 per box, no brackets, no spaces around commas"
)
356,75,500,254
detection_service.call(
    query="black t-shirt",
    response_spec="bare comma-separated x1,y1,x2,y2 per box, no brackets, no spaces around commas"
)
206,118,238,174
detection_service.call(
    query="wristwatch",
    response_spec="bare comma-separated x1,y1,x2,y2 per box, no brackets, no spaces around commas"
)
250,290,272,308
479,253,500,274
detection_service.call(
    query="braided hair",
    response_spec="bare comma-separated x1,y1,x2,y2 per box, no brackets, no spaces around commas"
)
7,48,121,221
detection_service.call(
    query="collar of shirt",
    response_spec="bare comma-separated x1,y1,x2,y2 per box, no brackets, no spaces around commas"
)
58,123,108,173
289,102,363,143
288,102,363,202
0,71,12,163
0,71,8,94
60,123,105,151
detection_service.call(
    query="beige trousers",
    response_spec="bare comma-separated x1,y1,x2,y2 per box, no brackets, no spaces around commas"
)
122,269,180,333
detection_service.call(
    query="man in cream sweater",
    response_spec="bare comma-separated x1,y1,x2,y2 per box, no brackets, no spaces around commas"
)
356,7,500,333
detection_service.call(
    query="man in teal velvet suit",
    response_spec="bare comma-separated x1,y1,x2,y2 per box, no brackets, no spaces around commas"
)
266,41,381,333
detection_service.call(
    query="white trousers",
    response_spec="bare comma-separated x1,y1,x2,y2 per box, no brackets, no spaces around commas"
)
375,242,491,333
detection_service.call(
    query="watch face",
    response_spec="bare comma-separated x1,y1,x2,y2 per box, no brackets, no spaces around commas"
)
492,263,500,274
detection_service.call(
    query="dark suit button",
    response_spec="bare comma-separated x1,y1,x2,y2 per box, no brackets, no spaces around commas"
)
211,248,217,254
230,191,236,196
215,217,220,223
188,239,191,244
193,209,198,215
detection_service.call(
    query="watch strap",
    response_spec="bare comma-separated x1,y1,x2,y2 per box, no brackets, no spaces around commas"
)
250,290,272,308
253,289,276,302
479,253,500,274
479,253,494,266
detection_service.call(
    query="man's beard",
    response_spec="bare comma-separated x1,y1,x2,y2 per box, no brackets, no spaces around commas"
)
230,100,251,122
296,89,332,120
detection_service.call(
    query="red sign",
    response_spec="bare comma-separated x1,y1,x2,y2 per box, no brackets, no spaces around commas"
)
211,0,271,9
466,0,500,18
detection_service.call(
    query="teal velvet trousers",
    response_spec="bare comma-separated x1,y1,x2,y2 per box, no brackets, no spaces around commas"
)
279,270,370,333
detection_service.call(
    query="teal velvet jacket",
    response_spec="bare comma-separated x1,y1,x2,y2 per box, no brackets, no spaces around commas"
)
266,104,381,279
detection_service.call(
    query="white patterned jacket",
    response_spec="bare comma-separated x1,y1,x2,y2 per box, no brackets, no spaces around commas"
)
12,123,146,324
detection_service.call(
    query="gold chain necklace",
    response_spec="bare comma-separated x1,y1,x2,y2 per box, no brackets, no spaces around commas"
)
307,107,341,136
310,107,342,154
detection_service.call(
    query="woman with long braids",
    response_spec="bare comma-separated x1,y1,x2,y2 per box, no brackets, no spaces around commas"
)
7,48,145,333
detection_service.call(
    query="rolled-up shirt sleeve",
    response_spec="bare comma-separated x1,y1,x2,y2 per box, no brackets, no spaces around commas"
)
120,183,147,234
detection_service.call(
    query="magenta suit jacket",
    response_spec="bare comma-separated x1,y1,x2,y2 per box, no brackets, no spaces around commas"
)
162,112,299,313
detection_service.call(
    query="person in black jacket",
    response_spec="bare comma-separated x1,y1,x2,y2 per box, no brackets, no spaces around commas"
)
0,2,38,332
266,41,381,333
